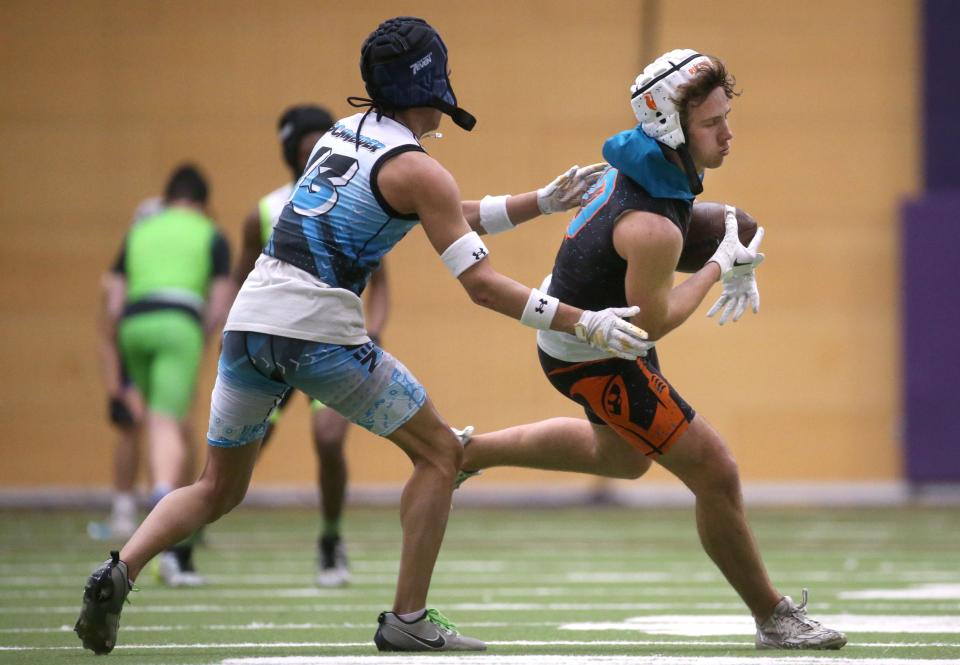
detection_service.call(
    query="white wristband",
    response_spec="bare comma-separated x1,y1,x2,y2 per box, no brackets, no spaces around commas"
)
440,231,490,278
479,195,514,235
520,287,559,330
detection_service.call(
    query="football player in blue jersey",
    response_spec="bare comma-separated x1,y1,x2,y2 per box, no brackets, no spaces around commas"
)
455,50,847,650
75,16,648,654
233,104,391,588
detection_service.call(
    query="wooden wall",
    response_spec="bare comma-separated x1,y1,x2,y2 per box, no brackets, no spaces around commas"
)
0,0,917,491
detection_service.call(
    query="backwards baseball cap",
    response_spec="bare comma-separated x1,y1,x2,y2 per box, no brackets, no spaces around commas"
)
278,105,334,176
630,49,714,149
358,16,476,131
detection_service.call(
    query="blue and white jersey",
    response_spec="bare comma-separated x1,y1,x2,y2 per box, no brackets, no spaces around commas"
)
266,113,423,296
225,113,423,345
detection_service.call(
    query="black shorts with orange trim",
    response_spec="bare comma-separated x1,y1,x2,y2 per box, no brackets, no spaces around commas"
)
538,347,695,457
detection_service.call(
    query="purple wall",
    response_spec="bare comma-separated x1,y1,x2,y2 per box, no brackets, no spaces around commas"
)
903,0,960,482
902,194,960,481
923,0,960,191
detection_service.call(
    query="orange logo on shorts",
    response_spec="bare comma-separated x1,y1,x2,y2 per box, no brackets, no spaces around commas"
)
565,365,690,457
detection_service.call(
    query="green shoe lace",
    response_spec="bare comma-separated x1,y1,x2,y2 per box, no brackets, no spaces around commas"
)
425,608,458,634
453,468,480,490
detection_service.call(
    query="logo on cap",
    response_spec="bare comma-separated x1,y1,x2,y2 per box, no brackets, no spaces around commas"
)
410,53,433,75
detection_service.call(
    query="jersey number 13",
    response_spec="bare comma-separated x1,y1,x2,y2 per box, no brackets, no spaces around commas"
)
292,148,359,217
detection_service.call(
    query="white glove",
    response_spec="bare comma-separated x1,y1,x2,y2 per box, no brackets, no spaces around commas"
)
537,163,607,214
575,306,652,360
707,268,761,325
707,205,765,277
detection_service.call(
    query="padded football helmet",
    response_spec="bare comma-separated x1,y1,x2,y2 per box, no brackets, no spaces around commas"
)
359,16,476,131
630,49,713,149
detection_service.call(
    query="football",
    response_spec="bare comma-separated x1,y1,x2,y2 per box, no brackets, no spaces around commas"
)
676,202,758,273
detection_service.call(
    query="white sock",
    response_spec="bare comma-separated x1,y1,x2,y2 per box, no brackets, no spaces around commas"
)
398,609,426,622
112,492,136,517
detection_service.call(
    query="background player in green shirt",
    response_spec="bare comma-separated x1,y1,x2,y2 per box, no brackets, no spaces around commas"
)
91,197,178,542
108,165,232,585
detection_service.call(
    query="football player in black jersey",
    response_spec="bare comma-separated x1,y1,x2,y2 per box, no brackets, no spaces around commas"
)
457,50,847,651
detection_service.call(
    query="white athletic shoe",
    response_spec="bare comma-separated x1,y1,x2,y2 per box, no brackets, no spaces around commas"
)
756,589,847,649
452,426,480,490
85,511,138,542
156,551,206,587
374,609,486,651
316,534,350,588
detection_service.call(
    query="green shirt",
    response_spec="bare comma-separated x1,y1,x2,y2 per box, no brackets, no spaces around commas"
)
113,205,230,311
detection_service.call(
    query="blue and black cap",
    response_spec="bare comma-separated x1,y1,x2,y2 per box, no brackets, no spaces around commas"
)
359,17,476,131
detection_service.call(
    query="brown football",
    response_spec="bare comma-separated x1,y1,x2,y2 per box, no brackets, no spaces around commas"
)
676,202,758,273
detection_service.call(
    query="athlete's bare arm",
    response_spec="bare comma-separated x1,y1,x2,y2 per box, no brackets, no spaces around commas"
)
377,151,583,335
460,193,540,235
204,276,234,337
97,272,127,398
460,163,606,235
231,208,264,292
614,210,721,340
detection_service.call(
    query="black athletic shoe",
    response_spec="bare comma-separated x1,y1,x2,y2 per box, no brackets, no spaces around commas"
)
74,551,131,654
316,534,350,587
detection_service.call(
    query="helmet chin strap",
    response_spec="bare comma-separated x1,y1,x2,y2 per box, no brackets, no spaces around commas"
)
432,97,476,131
669,143,704,196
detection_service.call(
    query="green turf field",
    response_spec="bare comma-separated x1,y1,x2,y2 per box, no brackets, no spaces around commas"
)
1,505,958,664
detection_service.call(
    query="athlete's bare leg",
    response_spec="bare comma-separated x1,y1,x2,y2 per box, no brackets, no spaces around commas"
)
462,415,781,621
146,413,192,491
312,407,351,524
462,417,652,480
656,415,781,621
385,399,462,614
113,386,145,494
178,417,198,486
113,426,140,494
120,442,261,580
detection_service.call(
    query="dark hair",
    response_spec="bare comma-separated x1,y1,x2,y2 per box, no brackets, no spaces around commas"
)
673,56,739,131
163,164,208,205
277,105,334,177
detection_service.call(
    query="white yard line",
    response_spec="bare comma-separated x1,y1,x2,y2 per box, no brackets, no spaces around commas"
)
0,642,371,651
8,584,960,603
0,621,562,634
5,601,960,615
841,585,960,600
9,567,960,584
0,602,746,614
561,614,960,635
3,622,960,648
219,656,960,665
8,571,960,586
3,640,960,659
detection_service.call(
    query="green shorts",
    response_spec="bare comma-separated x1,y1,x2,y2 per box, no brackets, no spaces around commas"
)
118,310,204,420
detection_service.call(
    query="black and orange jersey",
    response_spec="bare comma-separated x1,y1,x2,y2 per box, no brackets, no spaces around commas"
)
547,166,692,312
